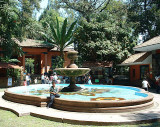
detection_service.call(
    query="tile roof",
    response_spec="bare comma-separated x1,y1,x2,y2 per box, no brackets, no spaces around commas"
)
14,39,74,51
15,39,54,48
134,36,160,50
119,52,151,66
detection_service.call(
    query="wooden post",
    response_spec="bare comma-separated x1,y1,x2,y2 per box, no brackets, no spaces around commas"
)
22,53,26,72
43,52,48,73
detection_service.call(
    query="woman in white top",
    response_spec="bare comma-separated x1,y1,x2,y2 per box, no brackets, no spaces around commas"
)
142,78,150,91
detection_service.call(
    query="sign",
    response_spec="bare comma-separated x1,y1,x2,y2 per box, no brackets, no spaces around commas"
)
95,79,99,83
8,78,12,86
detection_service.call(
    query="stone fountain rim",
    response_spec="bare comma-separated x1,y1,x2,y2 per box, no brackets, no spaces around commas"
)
55,68,91,70
3,86,154,113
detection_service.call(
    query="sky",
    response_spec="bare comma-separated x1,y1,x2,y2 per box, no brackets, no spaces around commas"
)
36,0,48,20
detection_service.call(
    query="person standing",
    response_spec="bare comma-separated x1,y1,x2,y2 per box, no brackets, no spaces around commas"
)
41,73,45,84
142,77,150,91
50,74,54,81
26,73,31,86
53,72,58,82
47,80,60,108
87,76,92,85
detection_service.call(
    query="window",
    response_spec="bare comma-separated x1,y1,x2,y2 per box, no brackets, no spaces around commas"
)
133,69,135,78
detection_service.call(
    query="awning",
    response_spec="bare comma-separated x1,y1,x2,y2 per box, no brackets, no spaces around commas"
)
0,62,22,69
118,52,152,66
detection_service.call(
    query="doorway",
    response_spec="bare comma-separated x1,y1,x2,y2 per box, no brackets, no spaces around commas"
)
140,65,149,79
25,55,41,74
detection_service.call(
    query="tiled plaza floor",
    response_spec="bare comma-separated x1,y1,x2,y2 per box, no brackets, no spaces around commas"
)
0,89,160,126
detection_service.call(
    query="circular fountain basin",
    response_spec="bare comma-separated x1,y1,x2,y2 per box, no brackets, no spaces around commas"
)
54,68,90,77
3,84,154,113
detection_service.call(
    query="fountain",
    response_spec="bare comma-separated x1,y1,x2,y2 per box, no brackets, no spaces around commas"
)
3,51,154,113
55,51,90,92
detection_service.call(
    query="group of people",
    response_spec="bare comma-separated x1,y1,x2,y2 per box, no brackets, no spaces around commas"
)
24,72,61,86
41,72,59,84
41,72,69,84
77,75,92,85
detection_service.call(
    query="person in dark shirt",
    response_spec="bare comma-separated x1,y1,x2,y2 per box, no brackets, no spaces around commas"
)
47,80,60,108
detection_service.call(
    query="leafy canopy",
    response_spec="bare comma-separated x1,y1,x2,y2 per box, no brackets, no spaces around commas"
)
73,0,136,64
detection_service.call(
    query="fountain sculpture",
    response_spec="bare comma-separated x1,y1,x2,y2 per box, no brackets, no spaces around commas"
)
55,51,90,92
3,51,154,113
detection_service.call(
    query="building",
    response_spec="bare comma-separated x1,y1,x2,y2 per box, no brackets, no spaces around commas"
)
119,36,160,87
0,39,73,75
82,61,113,84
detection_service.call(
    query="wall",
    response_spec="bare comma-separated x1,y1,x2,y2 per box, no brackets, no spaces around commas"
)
130,64,152,81
152,50,160,78
130,65,140,82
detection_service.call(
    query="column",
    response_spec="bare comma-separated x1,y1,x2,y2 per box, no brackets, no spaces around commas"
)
22,53,26,73
43,52,48,73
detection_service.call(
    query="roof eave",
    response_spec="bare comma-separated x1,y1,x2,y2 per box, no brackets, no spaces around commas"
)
134,43,160,52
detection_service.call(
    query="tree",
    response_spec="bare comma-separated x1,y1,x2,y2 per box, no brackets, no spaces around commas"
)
73,0,136,65
42,17,77,58
17,0,42,38
39,8,62,30
0,0,23,62
127,0,160,41
53,0,111,22
0,0,43,62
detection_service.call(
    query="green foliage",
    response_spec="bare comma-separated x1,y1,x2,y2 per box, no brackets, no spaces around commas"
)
6,68,21,79
54,0,111,21
0,0,24,62
17,0,42,38
0,0,43,63
127,0,160,40
26,19,44,40
52,56,64,69
42,17,77,57
74,1,136,64
0,57,20,63
25,58,34,74
39,9,62,28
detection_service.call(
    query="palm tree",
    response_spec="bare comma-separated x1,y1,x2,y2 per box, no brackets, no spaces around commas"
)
43,17,77,58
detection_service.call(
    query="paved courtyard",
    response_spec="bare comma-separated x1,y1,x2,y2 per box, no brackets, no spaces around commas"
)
0,90,160,126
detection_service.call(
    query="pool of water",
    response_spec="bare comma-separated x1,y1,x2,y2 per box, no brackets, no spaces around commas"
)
8,84,148,101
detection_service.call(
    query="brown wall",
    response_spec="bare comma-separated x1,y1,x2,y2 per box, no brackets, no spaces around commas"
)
130,64,152,82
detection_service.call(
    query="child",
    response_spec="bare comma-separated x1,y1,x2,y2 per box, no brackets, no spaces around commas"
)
23,79,27,86
34,77,38,84
87,76,92,85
